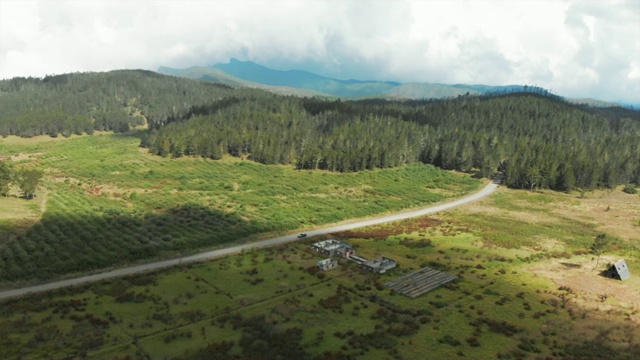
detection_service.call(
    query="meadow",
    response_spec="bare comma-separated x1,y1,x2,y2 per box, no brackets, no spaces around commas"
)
0,185,638,359
0,133,479,286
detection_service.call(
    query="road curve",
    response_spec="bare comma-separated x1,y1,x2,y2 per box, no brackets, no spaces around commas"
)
0,182,499,300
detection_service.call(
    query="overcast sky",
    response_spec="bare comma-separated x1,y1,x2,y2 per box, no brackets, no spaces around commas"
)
1,0,638,104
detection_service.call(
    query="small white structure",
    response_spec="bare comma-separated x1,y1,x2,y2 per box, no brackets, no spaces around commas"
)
312,239,354,258
317,258,338,271
604,259,631,281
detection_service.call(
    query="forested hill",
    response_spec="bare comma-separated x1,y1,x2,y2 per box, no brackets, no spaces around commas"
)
1,70,639,192
141,92,640,191
0,70,239,137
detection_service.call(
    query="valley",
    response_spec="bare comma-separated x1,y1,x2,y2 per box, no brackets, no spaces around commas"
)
0,68,638,360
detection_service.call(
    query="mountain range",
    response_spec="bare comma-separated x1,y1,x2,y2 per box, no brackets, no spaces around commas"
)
158,58,613,104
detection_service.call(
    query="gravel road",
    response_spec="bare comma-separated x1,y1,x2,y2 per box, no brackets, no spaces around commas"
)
0,182,499,300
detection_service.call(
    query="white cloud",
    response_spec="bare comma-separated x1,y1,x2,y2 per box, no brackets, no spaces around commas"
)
0,0,638,104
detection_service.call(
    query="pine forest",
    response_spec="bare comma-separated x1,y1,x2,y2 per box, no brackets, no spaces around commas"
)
2,70,639,193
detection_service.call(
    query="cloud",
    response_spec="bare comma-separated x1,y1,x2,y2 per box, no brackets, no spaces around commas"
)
0,0,638,104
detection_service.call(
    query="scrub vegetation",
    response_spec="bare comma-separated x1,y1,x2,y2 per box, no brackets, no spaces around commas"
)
1,70,638,359
0,133,478,285
1,186,638,359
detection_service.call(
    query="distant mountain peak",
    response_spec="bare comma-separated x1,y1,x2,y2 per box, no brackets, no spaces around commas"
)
159,59,625,106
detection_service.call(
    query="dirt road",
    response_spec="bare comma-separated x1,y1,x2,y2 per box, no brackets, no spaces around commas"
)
0,182,499,300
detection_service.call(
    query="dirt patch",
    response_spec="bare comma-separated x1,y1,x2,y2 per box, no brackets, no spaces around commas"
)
10,153,43,162
461,202,557,224
529,256,640,323
555,189,640,241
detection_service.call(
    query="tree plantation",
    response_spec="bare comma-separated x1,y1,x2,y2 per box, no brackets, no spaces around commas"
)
142,92,640,192
2,70,639,193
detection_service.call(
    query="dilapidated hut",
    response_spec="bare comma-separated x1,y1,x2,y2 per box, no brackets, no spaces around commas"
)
603,259,630,280
317,258,338,271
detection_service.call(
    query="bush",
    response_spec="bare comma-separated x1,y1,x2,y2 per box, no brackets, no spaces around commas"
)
466,337,481,347
622,184,637,194
439,334,461,346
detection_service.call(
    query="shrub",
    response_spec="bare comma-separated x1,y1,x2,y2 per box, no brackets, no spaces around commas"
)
466,337,481,347
622,184,637,194
439,334,461,346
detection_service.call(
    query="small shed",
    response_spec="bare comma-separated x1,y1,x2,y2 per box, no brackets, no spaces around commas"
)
317,258,338,271
603,259,631,281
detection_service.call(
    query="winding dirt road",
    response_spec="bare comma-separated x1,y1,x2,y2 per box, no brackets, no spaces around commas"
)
0,182,499,300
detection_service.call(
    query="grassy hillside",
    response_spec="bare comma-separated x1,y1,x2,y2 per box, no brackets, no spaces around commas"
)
158,65,329,97
164,59,572,101
1,186,637,359
0,133,480,286
211,58,400,97
163,59,491,99
384,83,481,99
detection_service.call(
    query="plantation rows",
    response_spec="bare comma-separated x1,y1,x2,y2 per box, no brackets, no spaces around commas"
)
0,135,480,284
0,195,271,282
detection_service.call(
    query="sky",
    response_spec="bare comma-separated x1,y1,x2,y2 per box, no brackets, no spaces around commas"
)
1,0,638,104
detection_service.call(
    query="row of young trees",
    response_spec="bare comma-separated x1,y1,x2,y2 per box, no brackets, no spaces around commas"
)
0,161,43,199
142,92,640,192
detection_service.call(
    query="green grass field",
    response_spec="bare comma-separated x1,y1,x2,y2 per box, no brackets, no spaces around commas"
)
0,133,480,286
2,134,638,359
1,184,638,359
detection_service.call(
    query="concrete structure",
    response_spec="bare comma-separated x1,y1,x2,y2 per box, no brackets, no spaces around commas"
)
360,257,397,274
348,255,368,264
604,259,631,280
311,239,354,258
317,258,338,271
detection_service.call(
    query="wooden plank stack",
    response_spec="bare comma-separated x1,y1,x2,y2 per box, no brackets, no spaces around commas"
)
385,267,457,298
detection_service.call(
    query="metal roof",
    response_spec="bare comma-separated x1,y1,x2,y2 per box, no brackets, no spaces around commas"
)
613,259,631,280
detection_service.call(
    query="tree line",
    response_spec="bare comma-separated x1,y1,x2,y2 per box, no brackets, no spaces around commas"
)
2,70,639,192
142,92,640,192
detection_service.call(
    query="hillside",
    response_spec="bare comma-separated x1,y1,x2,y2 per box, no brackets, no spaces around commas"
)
0,133,480,284
160,59,565,101
159,58,401,98
157,65,328,97
212,58,400,97
385,83,481,99
142,92,640,192
161,60,639,109
0,70,239,137
2,69,638,192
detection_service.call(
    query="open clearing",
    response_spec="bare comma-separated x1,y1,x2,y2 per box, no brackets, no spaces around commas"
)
0,133,480,286
0,185,638,359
